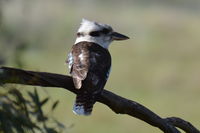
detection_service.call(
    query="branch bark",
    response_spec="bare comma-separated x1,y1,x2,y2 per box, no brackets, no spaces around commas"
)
0,67,199,133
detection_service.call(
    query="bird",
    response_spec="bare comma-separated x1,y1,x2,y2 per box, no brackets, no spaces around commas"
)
66,19,129,116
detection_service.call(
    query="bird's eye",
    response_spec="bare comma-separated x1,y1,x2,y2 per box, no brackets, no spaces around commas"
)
101,28,110,34
89,31,100,37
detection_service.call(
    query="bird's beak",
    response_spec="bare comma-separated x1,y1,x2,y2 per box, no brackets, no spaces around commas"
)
112,32,129,41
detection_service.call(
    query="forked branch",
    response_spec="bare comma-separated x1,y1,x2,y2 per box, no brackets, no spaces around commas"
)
0,67,199,133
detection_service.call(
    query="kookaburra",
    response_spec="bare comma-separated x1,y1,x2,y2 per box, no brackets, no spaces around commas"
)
66,19,129,116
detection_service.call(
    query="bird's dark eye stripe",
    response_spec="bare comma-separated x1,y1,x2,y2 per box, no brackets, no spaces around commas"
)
89,31,100,37
89,28,111,37
101,28,110,34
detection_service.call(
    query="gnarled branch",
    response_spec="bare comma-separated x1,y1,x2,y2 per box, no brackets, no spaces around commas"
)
0,67,199,133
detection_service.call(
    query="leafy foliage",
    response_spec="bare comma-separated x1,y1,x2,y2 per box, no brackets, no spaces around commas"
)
0,87,65,133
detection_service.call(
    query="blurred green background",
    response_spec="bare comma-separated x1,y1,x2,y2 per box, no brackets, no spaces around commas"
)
0,0,200,132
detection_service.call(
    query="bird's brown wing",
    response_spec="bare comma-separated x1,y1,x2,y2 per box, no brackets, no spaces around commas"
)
68,42,90,89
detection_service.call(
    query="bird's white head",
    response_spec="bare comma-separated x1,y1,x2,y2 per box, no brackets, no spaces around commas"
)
75,19,129,49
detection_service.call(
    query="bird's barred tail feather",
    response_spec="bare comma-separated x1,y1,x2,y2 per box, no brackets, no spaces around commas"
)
73,91,95,116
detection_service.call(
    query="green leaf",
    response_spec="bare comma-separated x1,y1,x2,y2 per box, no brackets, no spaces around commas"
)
51,100,59,111
28,91,36,102
40,97,49,107
34,88,40,104
54,119,65,129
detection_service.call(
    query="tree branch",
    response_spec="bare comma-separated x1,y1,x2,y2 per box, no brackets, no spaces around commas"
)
165,117,200,133
0,67,199,133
